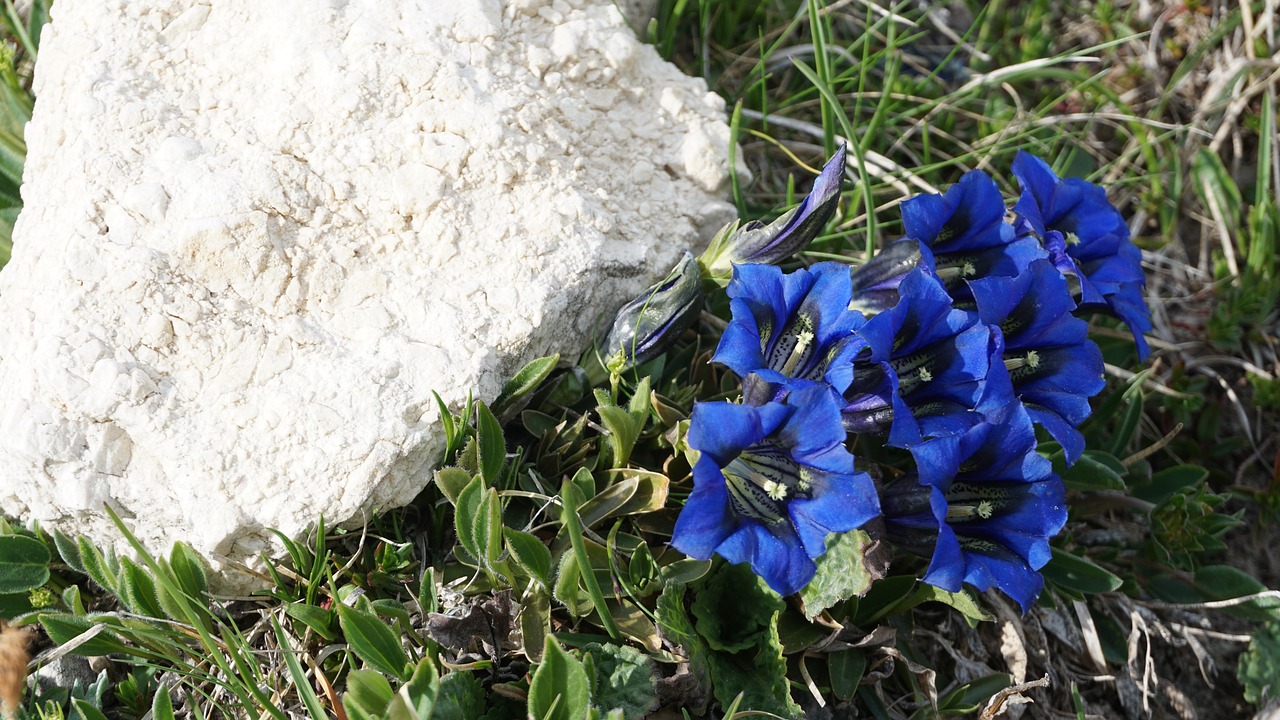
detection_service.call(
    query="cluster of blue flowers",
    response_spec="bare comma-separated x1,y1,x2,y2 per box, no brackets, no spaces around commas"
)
650,148,1151,611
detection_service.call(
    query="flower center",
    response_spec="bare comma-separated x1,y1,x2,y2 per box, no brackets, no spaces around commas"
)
1003,350,1040,373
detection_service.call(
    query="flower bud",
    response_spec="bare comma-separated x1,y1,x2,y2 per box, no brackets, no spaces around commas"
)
602,252,703,372
700,146,847,280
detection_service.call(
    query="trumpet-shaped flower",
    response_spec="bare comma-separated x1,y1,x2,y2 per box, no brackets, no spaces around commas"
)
714,262,866,402
851,170,1044,312
834,268,993,447
1011,151,1151,358
602,252,704,371
881,401,1067,611
671,383,880,596
971,259,1105,464
701,146,847,278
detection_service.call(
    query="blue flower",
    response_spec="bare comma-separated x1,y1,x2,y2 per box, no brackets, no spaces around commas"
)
881,401,1067,611
672,383,880,596
1011,151,1152,358
701,146,847,278
851,170,1044,311
834,268,993,447
970,259,1106,464
714,262,866,401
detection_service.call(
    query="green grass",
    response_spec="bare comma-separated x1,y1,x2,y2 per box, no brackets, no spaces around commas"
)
1,0,1278,718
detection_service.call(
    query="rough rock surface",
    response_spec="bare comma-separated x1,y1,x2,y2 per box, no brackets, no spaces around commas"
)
0,0,735,585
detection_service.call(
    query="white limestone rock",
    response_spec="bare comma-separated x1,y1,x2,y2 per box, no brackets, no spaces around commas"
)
0,0,736,586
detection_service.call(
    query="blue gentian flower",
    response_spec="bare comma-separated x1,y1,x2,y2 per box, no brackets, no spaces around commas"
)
714,262,866,402
701,146,847,278
881,401,1067,611
833,268,993,447
602,252,704,371
970,259,1106,464
1011,151,1151,358
851,170,1044,311
671,383,880,596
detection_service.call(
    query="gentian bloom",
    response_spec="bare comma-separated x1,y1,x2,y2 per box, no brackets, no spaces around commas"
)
671,383,880,596
602,252,704,372
1010,151,1151,358
971,259,1106,464
713,262,866,403
700,146,847,279
850,170,1045,312
880,400,1067,612
833,268,993,447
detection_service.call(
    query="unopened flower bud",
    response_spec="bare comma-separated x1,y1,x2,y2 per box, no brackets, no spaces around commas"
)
602,252,703,372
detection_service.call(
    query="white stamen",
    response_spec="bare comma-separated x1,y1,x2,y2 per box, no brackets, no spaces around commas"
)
779,327,815,377
919,368,933,383
763,480,788,501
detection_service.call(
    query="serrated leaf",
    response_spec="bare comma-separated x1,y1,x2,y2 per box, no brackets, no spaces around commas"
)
1042,548,1122,595
338,603,410,681
505,528,553,587
528,635,591,720
799,530,876,620
493,354,560,416
0,534,50,593
434,670,486,720
476,403,506,486
584,642,658,720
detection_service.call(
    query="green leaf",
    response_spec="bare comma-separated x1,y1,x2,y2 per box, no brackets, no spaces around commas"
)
272,616,328,720
521,585,552,663
1239,621,1280,705
475,402,506,486
1194,565,1267,601
72,699,111,720
1108,394,1144,456
939,673,1014,713
455,475,486,563
53,530,85,575
39,614,132,656
493,354,560,417
385,658,440,720
285,602,338,642
1134,465,1208,504
597,405,641,469
168,542,208,598
528,635,591,720
76,536,118,592
151,684,177,720
583,642,657,720
337,603,410,681
689,563,801,718
117,556,164,618
1059,450,1126,492
1042,548,1122,595
505,528,553,587
828,649,865,701
799,530,877,620
433,670,486,720
903,584,992,623
0,534,50,593
343,669,394,719
560,479,620,639
434,467,472,506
